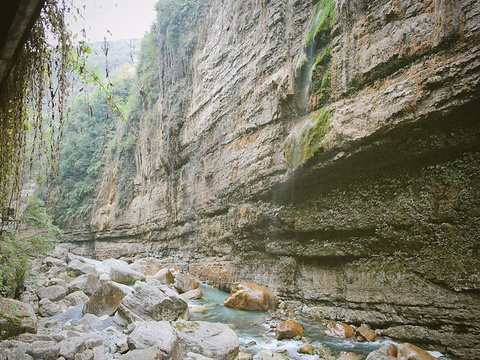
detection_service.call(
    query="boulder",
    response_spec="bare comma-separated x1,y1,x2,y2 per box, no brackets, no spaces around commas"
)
43,257,67,268
130,258,164,276
397,343,439,360
38,299,62,317
189,305,208,313
298,343,315,355
175,320,239,360
127,321,180,359
27,341,60,360
253,350,287,359
36,285,67,302
67,273,100,296
174,273,200,294
185,353,214,360
239,352,254,360
367,350,397,360
95,259,128,275
338,352,362,360
110,264,145,285
119,280,188,323
0,298,37,338
66,259,96,277
317,347,336,360
83,281,131,317
180,288,203,300
275,320,303,340
147,268,175,285
223,283,278,312
118,348,164,360
357,327,378,342
65,291,90,306
46,278,68,288
378,344,398,358
325,322,356,339
58,337,84,360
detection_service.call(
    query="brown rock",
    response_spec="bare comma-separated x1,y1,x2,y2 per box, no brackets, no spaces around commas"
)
297,344,315,355
357,327,378,342
378,344,398,358
275,320,303,340
223,283,278,312
174,273,200,294
397,343,439,360
325,322,355,339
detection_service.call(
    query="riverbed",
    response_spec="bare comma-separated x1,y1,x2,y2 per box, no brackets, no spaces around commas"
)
186,283,410,359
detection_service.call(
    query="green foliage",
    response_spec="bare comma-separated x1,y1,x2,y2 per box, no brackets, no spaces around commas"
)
305,0,336,46
283,108,332,172
155,0,209,48
0,197,59,298
53,70,132,226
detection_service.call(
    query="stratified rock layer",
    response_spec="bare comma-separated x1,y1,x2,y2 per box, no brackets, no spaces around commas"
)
62,0,480,358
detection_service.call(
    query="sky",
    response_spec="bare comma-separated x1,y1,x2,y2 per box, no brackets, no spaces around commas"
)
69,0,158,42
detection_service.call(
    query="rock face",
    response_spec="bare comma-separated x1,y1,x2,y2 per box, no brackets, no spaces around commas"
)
224,283,278,312
62,0,480,357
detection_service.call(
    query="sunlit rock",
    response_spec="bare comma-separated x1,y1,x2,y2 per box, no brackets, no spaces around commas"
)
223,283,278,312
275,319,303,340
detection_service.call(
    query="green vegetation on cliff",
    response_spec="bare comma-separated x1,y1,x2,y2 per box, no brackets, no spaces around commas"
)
283,108,332,172
305,0,336,46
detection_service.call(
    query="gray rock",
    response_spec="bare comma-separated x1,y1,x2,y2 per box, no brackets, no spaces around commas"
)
43,257,67,268
74,349,94,360
65,291,90,306
76,314,103,330
38,299,61,317
68,274,100,297
27,341,60,360
175,321,239,360
127,321,180,359
83,281,131,317
147,268,174,285
119,280,188,323
185,353,214,360
110,264,145,285
58,338,84,360
0,298,37,338
36,285,67,302
180,288,203,300
174,273,199,294
117,348,164,360
19,355,34,360
46,278,68,288
67,259,96,277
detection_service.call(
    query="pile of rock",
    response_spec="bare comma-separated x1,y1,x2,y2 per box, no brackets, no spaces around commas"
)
0,245,238,360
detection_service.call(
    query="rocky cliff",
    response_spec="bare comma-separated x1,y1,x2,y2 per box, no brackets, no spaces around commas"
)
63,0,480,358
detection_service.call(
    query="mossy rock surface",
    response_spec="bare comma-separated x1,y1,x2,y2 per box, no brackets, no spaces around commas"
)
0,298,37,339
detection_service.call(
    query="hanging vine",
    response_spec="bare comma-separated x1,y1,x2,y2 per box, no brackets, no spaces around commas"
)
0,0,71,226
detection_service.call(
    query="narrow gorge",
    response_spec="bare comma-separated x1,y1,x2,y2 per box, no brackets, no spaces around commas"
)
59,0,480,358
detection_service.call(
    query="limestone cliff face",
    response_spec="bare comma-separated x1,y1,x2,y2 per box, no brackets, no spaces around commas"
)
64,0,480,357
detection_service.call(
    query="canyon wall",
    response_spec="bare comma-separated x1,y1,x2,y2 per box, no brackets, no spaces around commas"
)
63,0,480,358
